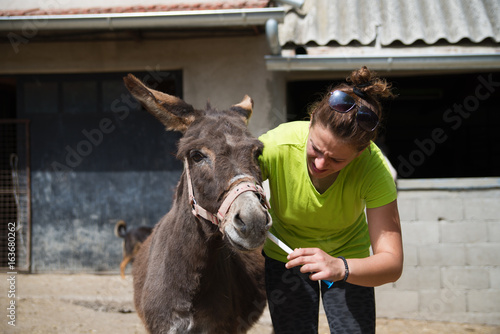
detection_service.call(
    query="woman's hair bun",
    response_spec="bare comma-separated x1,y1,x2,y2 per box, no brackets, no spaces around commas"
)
347,66,395,100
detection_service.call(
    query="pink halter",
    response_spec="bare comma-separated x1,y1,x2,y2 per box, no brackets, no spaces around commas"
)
184,158,270,225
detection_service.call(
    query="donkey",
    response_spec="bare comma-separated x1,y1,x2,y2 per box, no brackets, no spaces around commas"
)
123,74,271,334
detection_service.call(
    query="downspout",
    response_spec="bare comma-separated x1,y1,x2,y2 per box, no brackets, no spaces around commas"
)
266,18,281,55
265,0,304,55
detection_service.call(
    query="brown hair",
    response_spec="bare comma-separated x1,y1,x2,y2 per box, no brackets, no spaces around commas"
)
309,66,395,151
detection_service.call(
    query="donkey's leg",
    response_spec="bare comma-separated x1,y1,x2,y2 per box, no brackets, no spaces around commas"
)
132,235,152,327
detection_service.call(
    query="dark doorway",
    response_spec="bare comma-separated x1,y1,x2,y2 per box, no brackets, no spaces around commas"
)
287,71,500,179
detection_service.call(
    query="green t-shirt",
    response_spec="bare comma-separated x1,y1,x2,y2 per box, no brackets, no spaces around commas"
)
259,121,397,263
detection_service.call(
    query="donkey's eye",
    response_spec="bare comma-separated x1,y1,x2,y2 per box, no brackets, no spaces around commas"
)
190,150,205,163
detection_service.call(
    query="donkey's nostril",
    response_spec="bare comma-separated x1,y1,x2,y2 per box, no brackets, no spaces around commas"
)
234,213,247,234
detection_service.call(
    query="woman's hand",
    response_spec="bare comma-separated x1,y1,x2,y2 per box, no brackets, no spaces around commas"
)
285,200,403,287
285,248,346,282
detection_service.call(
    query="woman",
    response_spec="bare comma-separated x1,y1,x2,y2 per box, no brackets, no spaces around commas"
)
259,66,403,333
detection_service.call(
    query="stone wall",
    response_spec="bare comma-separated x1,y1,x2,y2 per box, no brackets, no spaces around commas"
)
376,178,500,325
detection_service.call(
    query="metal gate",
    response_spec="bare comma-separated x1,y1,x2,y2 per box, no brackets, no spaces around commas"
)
0,119,31,272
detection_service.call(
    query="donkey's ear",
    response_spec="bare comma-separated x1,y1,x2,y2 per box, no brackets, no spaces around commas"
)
123,74,198,132
229,95,253,124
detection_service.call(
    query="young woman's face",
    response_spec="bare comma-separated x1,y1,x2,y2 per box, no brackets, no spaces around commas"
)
306,123,363,181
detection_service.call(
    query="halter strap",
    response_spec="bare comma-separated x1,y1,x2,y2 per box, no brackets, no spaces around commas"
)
217,182,268,222
184,158,269,226
184,158,219,225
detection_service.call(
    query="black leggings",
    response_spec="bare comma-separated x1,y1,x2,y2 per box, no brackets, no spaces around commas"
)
265,254,375,334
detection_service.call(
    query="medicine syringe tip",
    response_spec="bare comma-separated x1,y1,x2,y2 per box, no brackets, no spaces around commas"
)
266,231,334,288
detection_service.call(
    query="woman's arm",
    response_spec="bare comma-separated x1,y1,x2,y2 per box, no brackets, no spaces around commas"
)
285,199,403,287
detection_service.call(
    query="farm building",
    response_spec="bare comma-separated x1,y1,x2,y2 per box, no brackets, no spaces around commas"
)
1,0,499,325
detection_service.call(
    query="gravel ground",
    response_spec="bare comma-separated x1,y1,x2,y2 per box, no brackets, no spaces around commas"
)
1,274,499,334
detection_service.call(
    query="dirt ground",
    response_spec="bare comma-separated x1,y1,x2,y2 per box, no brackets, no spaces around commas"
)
1,274,499,334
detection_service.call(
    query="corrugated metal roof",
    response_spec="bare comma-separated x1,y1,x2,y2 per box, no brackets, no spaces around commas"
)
279,0,500,46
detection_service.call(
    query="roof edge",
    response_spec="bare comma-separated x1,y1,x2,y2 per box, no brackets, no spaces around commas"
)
0,7,285,32
265,53,500,71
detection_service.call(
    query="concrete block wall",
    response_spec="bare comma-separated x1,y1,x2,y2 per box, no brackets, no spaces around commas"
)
375,178,500,325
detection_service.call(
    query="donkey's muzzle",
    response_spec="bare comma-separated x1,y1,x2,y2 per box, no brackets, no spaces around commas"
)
223,191,272,251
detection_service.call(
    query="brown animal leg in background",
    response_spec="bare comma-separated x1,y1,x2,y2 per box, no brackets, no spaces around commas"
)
120,256,133,279
120,243,143,279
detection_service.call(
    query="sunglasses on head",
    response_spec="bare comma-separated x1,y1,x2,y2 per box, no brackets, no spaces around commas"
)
328,90,379,132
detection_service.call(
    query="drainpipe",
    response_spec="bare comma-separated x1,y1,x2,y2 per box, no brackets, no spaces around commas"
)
265,0,304,55
266,18,281,55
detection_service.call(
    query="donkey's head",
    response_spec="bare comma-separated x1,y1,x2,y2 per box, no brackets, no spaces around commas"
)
124,74,271,251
